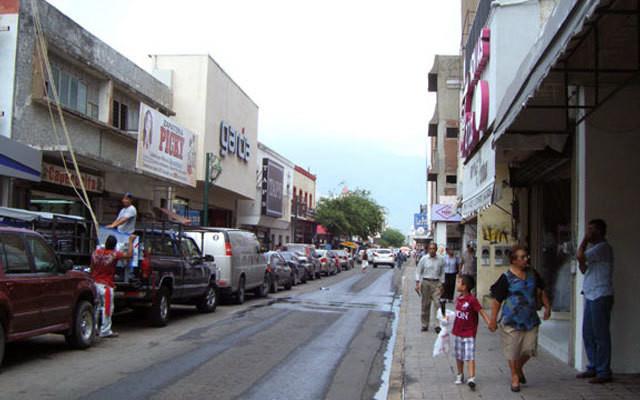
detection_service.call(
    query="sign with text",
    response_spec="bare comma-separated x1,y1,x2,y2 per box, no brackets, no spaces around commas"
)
261,158,284,218
42,162,103,193
461,137,496,217
431,204,462,223
414,212,428,230
136,104,197,187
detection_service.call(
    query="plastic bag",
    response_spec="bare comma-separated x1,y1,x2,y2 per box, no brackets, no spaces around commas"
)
432,308,456,357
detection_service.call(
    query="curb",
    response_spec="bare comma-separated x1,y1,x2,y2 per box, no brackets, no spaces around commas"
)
387,264,412,399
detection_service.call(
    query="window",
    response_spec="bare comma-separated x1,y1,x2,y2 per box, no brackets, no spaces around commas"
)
112,100,128,130
180,238,201,258
446,127,459,138
143,234,175,257
50,65,88,115
27,236,57,273
0,234,31,273
309,194,313,208
446,175,457,184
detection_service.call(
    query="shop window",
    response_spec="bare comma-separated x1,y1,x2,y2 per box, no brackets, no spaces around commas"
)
446,127,459,138
49,65,88,115
0,234,31,273
446,175,457,184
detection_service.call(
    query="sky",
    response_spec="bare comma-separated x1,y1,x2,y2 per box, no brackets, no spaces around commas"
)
47,0,461,233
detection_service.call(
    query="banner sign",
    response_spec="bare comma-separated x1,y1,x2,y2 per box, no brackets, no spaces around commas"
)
136,104,197,187
414,212,428,230
461,136,496,217
42,162,103,193
261,158,284,218
431,204,462,222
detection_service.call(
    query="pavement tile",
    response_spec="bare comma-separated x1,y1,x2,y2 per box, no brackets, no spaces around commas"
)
389,262,640,400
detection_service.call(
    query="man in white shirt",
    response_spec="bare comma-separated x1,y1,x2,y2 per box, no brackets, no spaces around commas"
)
443,247,460,301
415,242,445,331
107,192,137,234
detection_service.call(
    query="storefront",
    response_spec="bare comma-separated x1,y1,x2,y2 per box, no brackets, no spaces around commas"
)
0,135,42,206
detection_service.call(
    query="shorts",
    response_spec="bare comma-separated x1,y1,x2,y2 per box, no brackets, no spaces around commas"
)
454,336,476,361
500,324,538,361
361,261,369,269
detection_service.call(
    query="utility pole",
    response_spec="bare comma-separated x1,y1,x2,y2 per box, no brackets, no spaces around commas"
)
202,152,222,227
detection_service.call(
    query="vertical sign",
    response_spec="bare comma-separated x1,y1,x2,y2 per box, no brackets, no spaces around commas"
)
0,0,20,138
261,158,284,218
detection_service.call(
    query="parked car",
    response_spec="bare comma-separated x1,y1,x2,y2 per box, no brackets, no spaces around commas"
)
335,249,350,270
185,228,268,304
264,251,293,292
114,228,218,327
292,251,316,280
279,251,307,285
0,227,97,366
372,248,395,268
314,249,338,276
283,243,319,279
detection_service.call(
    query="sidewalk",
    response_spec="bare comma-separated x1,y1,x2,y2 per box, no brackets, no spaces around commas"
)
388,262,640,400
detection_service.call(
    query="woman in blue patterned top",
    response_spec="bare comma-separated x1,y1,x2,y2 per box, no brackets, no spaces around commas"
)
488,245,551,393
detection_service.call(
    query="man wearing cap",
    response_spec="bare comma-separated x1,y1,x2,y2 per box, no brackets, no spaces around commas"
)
107,193,137,234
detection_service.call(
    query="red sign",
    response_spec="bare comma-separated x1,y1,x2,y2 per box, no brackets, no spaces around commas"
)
42,163,104,193
461,27,491,159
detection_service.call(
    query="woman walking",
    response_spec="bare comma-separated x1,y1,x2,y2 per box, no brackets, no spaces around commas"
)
361,248,369,272
488,245,551,393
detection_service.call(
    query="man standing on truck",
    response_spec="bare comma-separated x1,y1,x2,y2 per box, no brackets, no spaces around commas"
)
107,192,137,234
91,234,135,338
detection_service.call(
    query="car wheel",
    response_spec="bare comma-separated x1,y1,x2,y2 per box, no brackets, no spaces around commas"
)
285,275,293,290
65,300,95,349
270,274,278,293
150,287,171,327
293,271,299,286
196,284,218,313
235,277,246,305
255,274,270,298
373,264,378,268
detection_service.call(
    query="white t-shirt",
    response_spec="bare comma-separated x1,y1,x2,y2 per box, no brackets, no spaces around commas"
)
116,205,137,234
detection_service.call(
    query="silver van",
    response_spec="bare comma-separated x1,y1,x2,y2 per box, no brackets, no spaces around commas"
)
185,228,268,304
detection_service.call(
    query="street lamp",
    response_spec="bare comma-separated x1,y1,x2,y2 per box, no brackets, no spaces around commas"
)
202,152,222,226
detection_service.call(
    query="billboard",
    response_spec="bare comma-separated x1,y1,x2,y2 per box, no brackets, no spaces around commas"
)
261,158,284,218
136,104,197,187
431,204,462,222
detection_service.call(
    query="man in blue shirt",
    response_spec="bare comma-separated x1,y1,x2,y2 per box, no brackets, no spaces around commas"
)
576,219,614,384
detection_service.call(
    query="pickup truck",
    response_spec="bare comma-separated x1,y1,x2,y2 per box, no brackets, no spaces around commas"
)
114,228,218,327
0,227,97,367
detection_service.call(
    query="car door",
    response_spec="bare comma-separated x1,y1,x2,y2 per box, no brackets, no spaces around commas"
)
0,233,44,334
179,237,208,298
26,234,74,327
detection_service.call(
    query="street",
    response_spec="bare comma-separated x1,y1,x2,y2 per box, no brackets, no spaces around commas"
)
0,267,401,400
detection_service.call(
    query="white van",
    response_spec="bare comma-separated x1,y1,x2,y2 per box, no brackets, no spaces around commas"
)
185,228,268,304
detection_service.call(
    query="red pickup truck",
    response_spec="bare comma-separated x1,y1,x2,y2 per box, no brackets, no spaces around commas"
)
0,227,97,366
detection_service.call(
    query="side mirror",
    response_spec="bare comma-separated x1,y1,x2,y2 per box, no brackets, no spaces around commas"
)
204,254,214,262
62,259,75,271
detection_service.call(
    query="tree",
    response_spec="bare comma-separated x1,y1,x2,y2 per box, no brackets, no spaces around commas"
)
379,228,406,248
315,189,385,239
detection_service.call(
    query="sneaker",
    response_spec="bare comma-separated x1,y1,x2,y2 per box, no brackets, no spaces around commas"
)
468,377,476,391
454,374,464,385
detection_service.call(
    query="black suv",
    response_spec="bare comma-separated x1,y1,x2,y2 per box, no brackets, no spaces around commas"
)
114,228,218,326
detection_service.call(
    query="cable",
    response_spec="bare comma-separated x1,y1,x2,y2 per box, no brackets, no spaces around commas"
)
31,0,100,239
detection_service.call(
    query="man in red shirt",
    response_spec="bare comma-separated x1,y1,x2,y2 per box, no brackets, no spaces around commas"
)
452,275,490,390
91,234,135,338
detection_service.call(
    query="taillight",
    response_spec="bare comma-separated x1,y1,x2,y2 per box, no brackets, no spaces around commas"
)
321,257,327,263
141,256,151,279
266,263,272,273
225,242,233,256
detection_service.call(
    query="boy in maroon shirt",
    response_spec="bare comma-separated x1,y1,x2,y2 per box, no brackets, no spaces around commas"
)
452,275,490,390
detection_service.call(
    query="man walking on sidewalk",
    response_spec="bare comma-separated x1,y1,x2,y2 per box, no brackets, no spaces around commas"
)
415,242,445,332
576,219,614,384
443,247,459,301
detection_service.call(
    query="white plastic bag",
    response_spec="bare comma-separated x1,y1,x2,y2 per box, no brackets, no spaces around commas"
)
432,308,456,357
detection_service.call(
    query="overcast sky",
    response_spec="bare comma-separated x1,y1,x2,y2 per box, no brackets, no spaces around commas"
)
47,0,460,232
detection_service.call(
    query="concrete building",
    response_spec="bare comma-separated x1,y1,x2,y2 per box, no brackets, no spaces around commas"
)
3,0,179,222
292,166,317,244
427,55,462,252
237,142,294,249
151,54,259,227
460,0,639,374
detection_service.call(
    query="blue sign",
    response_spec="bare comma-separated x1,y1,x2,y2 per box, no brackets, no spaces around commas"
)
414,213,428,229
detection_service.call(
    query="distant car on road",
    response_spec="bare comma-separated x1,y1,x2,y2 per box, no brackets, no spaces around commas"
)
315,250,338,276
283,243,320,279
279,251,308,285
0,227,97,366
264,251,293,292
372,248,395,268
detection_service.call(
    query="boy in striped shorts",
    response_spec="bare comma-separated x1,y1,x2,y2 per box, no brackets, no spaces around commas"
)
452,275,490,390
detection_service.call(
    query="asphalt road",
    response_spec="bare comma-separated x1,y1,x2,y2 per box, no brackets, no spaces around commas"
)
0,265,402,400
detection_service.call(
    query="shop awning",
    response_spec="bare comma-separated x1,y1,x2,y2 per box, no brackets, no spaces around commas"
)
0,136,41,182
492,0,602,144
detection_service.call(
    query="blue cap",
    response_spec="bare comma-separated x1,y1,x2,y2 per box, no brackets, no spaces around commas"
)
124,192,133,199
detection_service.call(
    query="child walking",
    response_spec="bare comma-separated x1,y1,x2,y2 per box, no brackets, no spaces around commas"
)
452,275,490,390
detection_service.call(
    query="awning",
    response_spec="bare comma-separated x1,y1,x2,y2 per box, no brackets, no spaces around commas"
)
0,135,41,182
339,241,358,249
492,0,602,144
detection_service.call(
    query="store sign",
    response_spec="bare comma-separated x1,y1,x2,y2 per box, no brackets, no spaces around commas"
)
42,162,104,193
220,121,251,163
414,212,428,230
431,204,462,223
461,27,491,160
461,138,496,217
261,158,284,218
136,104,197,187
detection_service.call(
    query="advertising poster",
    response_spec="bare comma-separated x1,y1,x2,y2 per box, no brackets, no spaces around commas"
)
261,158,284,218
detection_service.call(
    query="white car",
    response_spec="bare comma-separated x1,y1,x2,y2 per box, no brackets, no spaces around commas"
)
372,248,395,268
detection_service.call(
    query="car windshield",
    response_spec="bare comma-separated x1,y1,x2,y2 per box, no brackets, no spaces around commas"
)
280,252,294,261
315,250,327,257
376,249,391,254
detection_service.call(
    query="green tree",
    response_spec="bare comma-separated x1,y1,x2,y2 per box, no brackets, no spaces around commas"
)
315,189,385,239
379,228,406,248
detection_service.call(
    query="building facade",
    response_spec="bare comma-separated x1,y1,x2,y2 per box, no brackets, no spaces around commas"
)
292,166,317,244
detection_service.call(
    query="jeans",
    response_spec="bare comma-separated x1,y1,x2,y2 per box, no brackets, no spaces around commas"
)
583,295,613,378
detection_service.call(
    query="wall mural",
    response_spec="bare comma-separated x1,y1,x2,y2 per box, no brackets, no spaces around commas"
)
481,225,510,244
